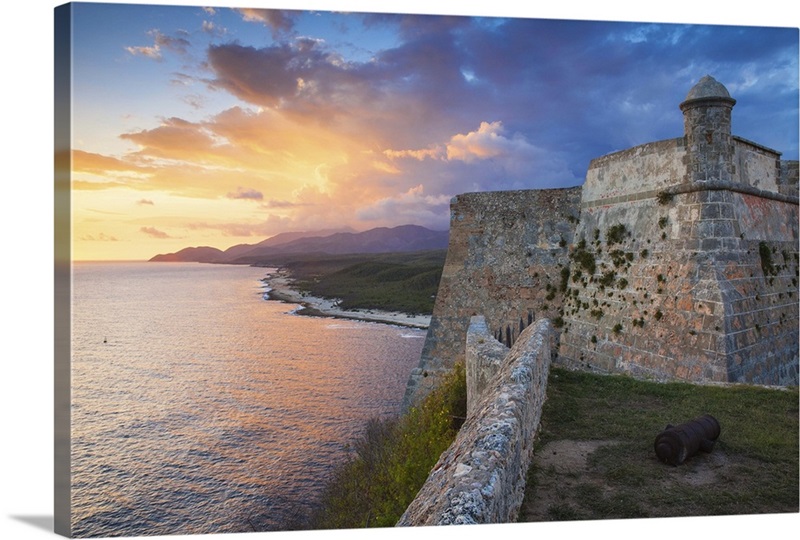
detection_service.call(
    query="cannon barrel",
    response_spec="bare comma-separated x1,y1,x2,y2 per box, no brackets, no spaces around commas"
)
654,414,720,466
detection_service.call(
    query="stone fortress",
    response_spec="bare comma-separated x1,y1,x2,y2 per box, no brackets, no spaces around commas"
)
395,75,798,525
403,75,799,409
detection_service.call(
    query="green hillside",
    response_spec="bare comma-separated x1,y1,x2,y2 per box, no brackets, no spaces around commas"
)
279,250,447,315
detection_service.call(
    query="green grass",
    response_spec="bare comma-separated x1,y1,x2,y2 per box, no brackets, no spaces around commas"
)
285,250,446,315
311,363,467,529
520,367,799,521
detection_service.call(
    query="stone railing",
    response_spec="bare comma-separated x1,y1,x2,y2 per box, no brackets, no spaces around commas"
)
396,317,552,526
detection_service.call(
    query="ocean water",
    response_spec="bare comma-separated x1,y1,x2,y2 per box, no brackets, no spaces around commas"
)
70,262,425,537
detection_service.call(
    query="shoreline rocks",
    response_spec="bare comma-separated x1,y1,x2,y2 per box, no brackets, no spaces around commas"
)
261,270,431,329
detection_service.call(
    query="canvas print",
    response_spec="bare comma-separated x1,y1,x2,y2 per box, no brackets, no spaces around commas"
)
54,1,799,538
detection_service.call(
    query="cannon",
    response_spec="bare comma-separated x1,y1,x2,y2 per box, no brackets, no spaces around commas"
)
654,414,720,466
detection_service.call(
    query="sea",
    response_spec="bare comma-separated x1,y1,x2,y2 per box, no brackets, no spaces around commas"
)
69,261,426,537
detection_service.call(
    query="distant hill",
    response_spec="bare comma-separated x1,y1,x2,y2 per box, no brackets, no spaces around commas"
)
148,225,449,263
149,246,225,262
217,228,354,262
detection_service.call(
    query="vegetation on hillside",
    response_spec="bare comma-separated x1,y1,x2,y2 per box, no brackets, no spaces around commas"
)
310,363,467,529
281,250,446,315
521,367,799,521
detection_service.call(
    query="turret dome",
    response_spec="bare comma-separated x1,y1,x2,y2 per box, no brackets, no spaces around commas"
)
681,75,736,110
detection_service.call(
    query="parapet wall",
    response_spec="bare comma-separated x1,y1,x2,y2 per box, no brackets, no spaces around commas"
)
582,137,686,205
397,318,552,526
402,187,581,407
464,316,510,417
733,136,782,192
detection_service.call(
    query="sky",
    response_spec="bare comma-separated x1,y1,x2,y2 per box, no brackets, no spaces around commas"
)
61,1,799,261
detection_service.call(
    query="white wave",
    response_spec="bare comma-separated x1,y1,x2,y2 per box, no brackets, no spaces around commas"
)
325,323,364,330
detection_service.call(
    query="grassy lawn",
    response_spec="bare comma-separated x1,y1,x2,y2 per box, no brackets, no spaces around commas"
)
520,367,799,521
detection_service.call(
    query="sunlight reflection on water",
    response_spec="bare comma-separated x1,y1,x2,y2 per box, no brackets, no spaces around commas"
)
71,262,424,536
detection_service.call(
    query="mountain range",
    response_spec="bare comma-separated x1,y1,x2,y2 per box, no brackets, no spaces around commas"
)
148,225,449,264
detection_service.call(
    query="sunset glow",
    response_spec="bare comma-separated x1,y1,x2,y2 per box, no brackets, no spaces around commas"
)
65,2,799,261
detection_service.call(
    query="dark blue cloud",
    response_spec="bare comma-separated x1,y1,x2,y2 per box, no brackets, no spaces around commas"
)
206,12,797,191
453,17,798,172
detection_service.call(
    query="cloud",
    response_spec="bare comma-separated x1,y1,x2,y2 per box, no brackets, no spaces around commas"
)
226,187,264,201
380,121,580,189
120,117,220,161
383,147,444,161
137,199,154,206
125,29,191,60
356,184,451,229
235,8,298,37
204,36,467,154
79,233,119,242
187,214,293,237
206,41,341,108
202,7,216,16
445,121,536,163
140,226,172,239
72,150,147,173
153,30,190,55
72,180,132,191
262,199,306,208
125,44,161,59
73,106,360,202
181,93,207,110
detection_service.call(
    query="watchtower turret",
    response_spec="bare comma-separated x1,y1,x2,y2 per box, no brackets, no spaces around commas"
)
680,75,737,184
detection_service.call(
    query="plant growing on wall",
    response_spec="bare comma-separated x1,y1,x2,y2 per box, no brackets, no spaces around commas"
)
570,238,597,275
606,224,627,245
657,191,674,205
760,241,779,277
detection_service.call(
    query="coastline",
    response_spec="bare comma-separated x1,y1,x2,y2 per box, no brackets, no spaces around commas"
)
260,269,431,329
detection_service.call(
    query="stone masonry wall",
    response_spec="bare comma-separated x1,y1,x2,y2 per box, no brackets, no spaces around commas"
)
558,145,799,385
581,137,686,204
734,137,782,192
779,160,799,198
397,318,552,526
402,187,581,408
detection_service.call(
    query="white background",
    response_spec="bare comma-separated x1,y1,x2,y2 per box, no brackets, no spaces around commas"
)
2,1,798,539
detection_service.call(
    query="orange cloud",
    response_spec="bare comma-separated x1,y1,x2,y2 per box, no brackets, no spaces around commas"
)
445,121,532,162
72,149,153,174
140,226,172,239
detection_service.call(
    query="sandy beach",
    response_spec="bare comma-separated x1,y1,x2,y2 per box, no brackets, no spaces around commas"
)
260,269,432,329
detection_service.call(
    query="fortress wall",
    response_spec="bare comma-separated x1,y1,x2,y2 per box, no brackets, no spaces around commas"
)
558,140,725,380
733,137,781,191
779,161,799,198
721,191,799,384
397,319,552,526
402,187,581,407
559,185,799,385
557,190,733,381
582,137,686,204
